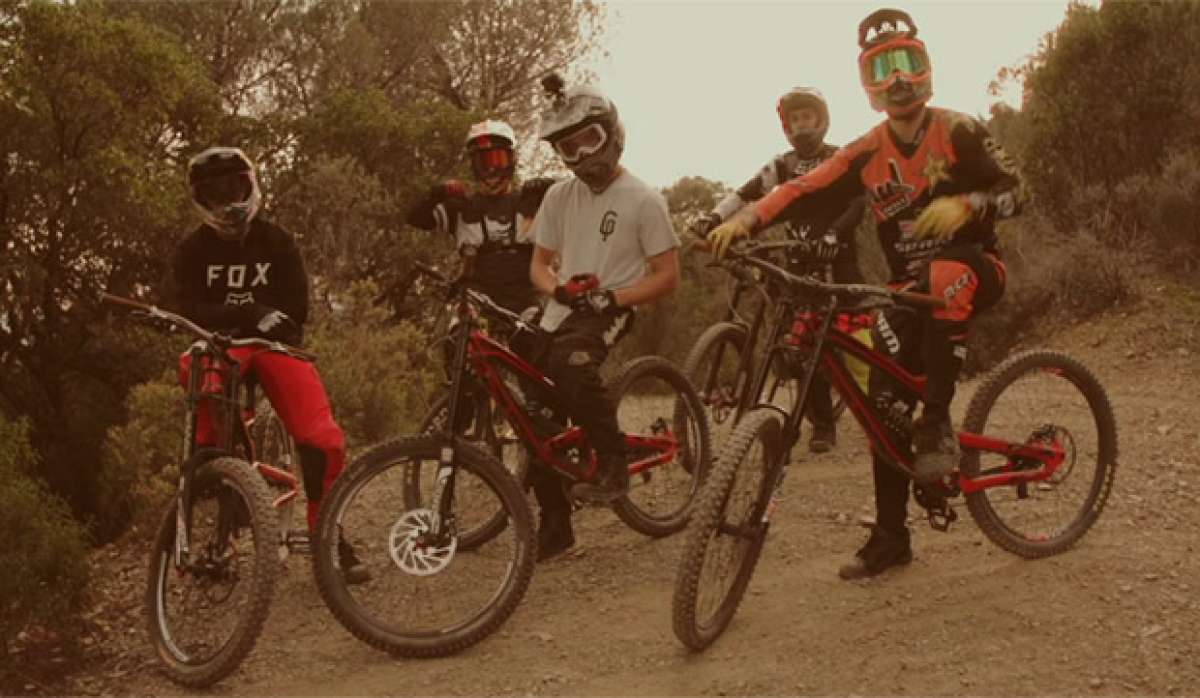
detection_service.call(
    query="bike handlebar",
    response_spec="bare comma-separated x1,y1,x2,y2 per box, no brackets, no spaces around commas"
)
690,237,946,310
411,264,547,339
100,293,317,362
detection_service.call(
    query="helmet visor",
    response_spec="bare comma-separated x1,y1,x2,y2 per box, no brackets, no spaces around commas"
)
194,171,253,209
471,147,513,179
861,41,929,88
552,123,607,164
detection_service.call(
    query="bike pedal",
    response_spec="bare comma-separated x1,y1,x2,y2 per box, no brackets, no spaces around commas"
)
926,504,957,532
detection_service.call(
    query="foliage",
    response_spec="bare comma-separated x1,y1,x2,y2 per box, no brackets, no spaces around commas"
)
0,1,222,538
306,281,440,448
0,416,90,656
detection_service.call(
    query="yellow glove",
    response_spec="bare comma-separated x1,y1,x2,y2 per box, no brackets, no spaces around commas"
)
707,219,751,260
913,194,982,242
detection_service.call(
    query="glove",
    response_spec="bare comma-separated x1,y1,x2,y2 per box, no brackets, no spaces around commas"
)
913,193,987,242
518,177,556,215
571,289,618,315
432,179,468,202
688,212,722,238
800,234,841,263
707,219,752,260
249,306,301,344
553,273,600,306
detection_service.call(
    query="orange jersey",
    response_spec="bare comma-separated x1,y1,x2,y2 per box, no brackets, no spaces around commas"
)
753,107,1025,284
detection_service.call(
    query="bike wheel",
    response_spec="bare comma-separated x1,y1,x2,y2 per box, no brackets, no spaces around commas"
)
672,408,784,651
610,356,712,537
408,393,529,551
251,398,301,538
312,436,535,658
145,457,280,687
960,350,1118,558
682,322,749,444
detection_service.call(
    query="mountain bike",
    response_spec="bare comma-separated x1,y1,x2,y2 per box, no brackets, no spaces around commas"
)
311,262,711,657
670,242,1118,651
682,240,848,444
103,294,309,687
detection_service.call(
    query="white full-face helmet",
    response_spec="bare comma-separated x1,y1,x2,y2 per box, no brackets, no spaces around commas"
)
537,73,625,192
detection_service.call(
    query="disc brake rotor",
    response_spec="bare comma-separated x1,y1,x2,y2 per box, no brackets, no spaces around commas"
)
388,508,458,576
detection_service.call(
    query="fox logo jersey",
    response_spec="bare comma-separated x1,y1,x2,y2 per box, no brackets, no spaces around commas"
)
172,217,309,332
753,107,1027,285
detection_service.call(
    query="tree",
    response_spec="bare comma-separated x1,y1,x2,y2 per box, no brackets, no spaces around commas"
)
0,2,221,536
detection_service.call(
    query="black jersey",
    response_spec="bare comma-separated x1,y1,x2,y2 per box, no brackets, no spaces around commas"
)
171,217,308,340
714,145,866,284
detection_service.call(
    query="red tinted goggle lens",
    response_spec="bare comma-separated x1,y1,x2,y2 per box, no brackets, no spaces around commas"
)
474,148,512,172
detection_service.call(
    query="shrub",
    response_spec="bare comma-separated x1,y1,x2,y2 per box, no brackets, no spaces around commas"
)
307,281,440,447
0,416,90,656
97,370,182,530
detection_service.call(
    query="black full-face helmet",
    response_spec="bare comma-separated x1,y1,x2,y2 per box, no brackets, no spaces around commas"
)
187,146,262,239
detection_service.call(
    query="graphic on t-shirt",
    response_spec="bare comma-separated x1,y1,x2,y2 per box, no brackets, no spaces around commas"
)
599,210,618,242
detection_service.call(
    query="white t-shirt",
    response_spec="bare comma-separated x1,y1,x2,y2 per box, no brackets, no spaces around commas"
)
532,170,680,331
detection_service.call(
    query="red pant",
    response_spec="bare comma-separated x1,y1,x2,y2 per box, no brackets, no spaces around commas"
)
179,347,346,532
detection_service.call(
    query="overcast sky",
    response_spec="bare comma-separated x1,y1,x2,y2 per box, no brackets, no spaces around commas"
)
581,1,1091,189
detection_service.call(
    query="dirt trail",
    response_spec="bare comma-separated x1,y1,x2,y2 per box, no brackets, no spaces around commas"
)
67,285,1200,696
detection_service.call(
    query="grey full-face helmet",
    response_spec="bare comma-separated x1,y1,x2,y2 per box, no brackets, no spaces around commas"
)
537,74,625,192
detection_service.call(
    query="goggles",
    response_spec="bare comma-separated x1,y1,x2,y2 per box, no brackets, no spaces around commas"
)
859,39,930,90
552,123,607,164
194,171,253,208
470,147,513,177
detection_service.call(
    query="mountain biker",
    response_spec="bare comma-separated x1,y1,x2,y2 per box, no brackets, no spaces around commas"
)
528,74,681,560
171,146,370,584
691,86,869,454
406,119,555,317
706,8,1027,579
407,120,555,431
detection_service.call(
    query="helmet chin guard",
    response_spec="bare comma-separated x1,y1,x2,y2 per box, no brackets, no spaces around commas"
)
538,73,624,192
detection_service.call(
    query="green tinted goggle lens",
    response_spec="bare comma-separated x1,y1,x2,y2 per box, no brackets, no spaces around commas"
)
869,48,926,83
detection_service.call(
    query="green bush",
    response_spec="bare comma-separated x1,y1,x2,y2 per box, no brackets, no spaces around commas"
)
97,370,182,529
967,215,1138,373
307,281,440,447
0,416,90,655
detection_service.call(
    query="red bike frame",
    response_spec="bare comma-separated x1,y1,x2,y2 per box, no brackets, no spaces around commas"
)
797,318,1068,493
467,330,678,482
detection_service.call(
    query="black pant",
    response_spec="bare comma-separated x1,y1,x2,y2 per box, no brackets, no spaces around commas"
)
529,307,635,516
869,243,1004,531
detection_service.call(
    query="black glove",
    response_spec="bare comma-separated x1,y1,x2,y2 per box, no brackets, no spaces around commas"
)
518,177,556,216
570,289,618,315
793,235,842,263
688,212,723,238
245,305,301,344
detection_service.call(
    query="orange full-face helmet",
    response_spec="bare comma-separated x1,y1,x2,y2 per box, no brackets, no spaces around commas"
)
857,8,932,117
